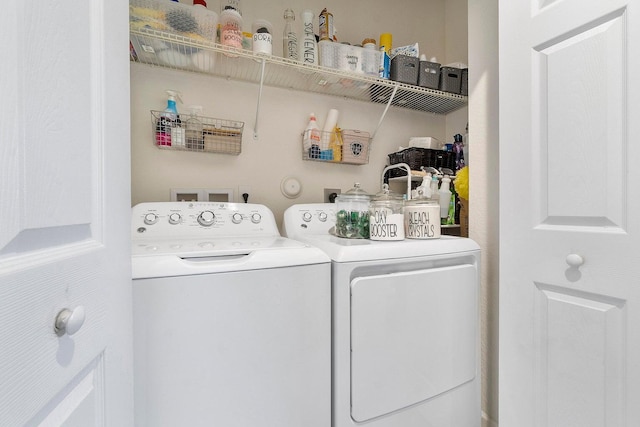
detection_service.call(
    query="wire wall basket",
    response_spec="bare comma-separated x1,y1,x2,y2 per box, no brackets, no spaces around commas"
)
151,110,243,155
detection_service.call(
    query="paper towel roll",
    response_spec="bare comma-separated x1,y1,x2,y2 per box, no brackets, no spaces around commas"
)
323,109,339,133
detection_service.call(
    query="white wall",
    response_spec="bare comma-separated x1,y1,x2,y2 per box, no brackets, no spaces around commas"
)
468,0,499,426
130,0,463,230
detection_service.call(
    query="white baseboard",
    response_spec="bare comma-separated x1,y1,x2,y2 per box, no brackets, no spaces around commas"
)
482,411,498,427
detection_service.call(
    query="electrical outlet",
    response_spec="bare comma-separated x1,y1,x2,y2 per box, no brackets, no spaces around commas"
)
238,186,251,203
324,188,341,203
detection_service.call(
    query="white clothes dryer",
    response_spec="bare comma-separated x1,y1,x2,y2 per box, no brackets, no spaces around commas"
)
283,203,481,427
132,202,331,427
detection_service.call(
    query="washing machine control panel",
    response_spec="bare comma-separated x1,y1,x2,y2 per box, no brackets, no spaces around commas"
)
132,202,279,239
283,203,337,237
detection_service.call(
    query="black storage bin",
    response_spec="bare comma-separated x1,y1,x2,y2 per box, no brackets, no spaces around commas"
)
418,59,441,89
387,147,456,177
390,55,419,85
460,68,469,95
439,66,462,94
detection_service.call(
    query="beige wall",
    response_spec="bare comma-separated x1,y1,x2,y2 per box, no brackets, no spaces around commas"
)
130,0,468,230
468,0,499,426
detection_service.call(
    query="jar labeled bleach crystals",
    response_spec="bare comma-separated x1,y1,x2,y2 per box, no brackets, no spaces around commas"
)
335,183,370,239
369,184,404,241
404,189,441,239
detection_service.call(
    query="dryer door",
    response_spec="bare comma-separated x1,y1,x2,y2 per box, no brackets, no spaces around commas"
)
350,264,478,422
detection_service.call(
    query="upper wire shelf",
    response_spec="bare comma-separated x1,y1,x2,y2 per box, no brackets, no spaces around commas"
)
130,27,468,116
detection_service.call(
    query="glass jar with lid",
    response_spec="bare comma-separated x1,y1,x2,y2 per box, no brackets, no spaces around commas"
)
369,184,404,241
335,183,370,238
404,186,441,239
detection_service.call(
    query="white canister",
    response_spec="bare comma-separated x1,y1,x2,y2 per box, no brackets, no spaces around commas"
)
252,19,273,55
369,184,404,241
404,199,441,239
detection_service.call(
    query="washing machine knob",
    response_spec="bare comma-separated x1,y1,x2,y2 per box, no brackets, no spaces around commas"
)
168,213,181,224
318,211,328,222
251,213,262,224
197,210,216,226
143,213,158,225
232,212,243,224
302,212,313,222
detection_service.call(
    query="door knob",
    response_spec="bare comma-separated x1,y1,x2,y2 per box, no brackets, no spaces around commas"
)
565,254,584,268
55,306,86,336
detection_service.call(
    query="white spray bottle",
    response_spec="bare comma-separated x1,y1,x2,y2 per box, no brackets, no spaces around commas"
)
439,175,452,219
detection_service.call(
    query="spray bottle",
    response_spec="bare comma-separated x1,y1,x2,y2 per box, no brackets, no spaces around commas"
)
412,173,432,199
303,113,321,158
429,174,440,203
438,175,452,220
160,90,184,147
185,106,204,150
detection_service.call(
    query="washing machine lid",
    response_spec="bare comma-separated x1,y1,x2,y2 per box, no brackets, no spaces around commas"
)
292,234,479,263
350,264,478,422
132,237,330,279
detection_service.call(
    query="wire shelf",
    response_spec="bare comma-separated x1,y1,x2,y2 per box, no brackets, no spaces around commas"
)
131,27,468,116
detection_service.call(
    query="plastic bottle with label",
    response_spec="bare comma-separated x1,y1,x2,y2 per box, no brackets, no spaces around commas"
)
220,7,243,55
429,174,440,203
158,90,184,147
300,10,318,65
283,9,299,61
439,175,452,219
303,113,321,158
185,106,204,150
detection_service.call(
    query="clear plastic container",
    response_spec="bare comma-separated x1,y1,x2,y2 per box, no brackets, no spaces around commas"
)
335,183,371,239
369,184,405,241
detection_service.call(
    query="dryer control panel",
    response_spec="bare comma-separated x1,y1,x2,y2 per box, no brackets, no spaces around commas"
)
282,203,337,237
132,202,279,238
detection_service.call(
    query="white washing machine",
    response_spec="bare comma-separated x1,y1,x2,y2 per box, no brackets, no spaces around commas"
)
283,203,481,427
132,202,331,427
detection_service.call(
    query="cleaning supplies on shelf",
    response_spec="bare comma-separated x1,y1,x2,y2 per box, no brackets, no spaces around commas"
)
300,10,318,65
303,113,321,158
322,109,340,161
156,90,184,147
185,106,204,150
379,33,392,79
438,175,452,219
283,8,299,61
429,174,440,203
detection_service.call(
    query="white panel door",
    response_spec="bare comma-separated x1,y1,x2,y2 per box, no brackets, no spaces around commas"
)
499,0,640,426
0,0,132,426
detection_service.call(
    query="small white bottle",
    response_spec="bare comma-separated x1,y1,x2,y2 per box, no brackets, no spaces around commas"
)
439,175,452,219
283,9,299,61
300,10,318,65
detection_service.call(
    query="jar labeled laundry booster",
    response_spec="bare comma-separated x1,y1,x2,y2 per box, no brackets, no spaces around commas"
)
220,8,243,54
369,184,404,241
335,183,371,239
404,194,441,239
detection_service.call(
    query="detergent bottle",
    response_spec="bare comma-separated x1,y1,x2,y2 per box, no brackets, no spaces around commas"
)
161,90,184,147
